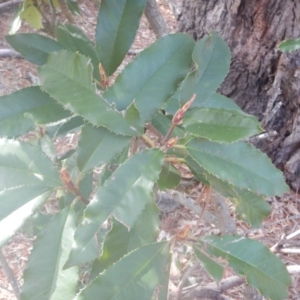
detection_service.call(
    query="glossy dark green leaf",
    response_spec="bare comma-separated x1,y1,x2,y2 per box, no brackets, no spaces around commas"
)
6,33,64,65
194,245,224,283
125,102,144,134
186,138,289,196
187,156,271,227
65,149,164,268
199,93,242,111
46,116,84,139
278,38,300,52
165,32,231,113
95,0,147,75
66,0,80,15
55,23,101,84
0,186,52,248
157,162,181,190
39,50,139,136
0,139,62,190
76,242,170,300
0,86,70,138
183,107,262,143
77,124,131,173
21,207,78,300
197,236,291,300
90,200,159,280
104,33,195,122
156,254,171,300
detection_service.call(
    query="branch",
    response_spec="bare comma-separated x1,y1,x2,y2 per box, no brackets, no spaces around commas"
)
144,0,169,38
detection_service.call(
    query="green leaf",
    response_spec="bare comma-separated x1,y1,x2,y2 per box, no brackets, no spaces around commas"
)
199,93,242,111
20,0,43,29
76,242,170,300
77,124,131,173
165,32,231,113
156,255,171,300
104,33,195,122
186,138,289,196
187,156,271,227
0,139,62,190
197,236,291,300
65,149,164,268
37,134,57,162
90,200,159,280
23,211,53,237
183,108,262,143
125,102,144,134
55,23,102,84
157,162,181,190
193,245,224,283
46,116,84,139
0,186,51,248
6,33,64,65
164,92,243,116
21,207,78,300
66,0,80,15
39,50,138,136
0,87,71,138
95,0,147,76
233,188,271,227
278,38,300,52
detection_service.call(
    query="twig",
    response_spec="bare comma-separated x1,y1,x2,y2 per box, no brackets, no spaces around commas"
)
146,123,164,140
263,215,300,227
162,123,176,144
287,265,300,274
48,0,57,35
130,137,139,155
164,156,185,164
182,275,245,300
197,186,212,224
0,250,20,299
279,248,300,254
141,134,156,148
57,0,74,23
286,229,300,240
128,49,143,55
177,262,200,300
0,49,22,58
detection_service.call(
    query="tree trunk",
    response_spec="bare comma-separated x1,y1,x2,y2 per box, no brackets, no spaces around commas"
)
178,0,300,191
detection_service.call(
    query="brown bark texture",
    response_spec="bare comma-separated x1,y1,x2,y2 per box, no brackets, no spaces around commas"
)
178,0,300,190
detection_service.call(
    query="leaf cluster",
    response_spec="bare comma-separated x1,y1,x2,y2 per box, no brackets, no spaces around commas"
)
0,0,291,299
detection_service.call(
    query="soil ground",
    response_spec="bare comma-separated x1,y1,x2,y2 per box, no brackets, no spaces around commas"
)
0,1,300,299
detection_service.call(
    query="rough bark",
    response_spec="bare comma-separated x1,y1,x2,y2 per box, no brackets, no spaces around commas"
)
178,0,300,190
